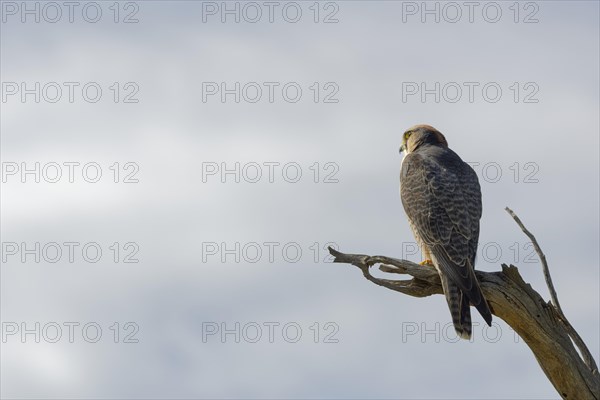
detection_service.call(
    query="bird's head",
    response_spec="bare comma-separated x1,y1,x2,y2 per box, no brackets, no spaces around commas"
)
399,124,448,155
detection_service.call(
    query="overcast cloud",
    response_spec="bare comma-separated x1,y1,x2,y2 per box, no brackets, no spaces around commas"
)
1,1,599,399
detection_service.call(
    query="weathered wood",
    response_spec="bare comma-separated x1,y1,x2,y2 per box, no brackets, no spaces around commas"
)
328,212,599,400
505,207,598,374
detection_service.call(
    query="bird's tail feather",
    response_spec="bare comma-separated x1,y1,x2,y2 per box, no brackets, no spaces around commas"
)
459,291,472,339
442,277,473,339
472,278,493,327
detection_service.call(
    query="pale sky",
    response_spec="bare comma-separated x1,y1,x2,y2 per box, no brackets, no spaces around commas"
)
1,1,599,399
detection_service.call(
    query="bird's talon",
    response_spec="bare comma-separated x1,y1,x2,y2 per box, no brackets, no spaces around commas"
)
419,259,433,266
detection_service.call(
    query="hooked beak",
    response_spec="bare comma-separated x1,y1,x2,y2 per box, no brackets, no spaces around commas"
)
399,144,405,154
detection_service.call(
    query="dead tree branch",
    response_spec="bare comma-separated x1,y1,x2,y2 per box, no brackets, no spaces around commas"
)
505,207,562,312
505,207,598,375
329,209,599,399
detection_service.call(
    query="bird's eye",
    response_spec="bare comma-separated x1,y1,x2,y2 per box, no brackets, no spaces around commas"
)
404,131,412,140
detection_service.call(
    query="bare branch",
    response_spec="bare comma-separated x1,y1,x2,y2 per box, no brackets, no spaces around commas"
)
328,213,600,399
505,207,598,374
505,207,562,312
329,247,442,297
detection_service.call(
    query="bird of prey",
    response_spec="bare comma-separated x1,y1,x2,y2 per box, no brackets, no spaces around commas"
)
399,124,492,339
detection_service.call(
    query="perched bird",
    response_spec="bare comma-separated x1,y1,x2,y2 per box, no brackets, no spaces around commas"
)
399,124,492,339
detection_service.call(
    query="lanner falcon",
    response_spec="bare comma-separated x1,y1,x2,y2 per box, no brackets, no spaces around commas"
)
399,124,492,339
